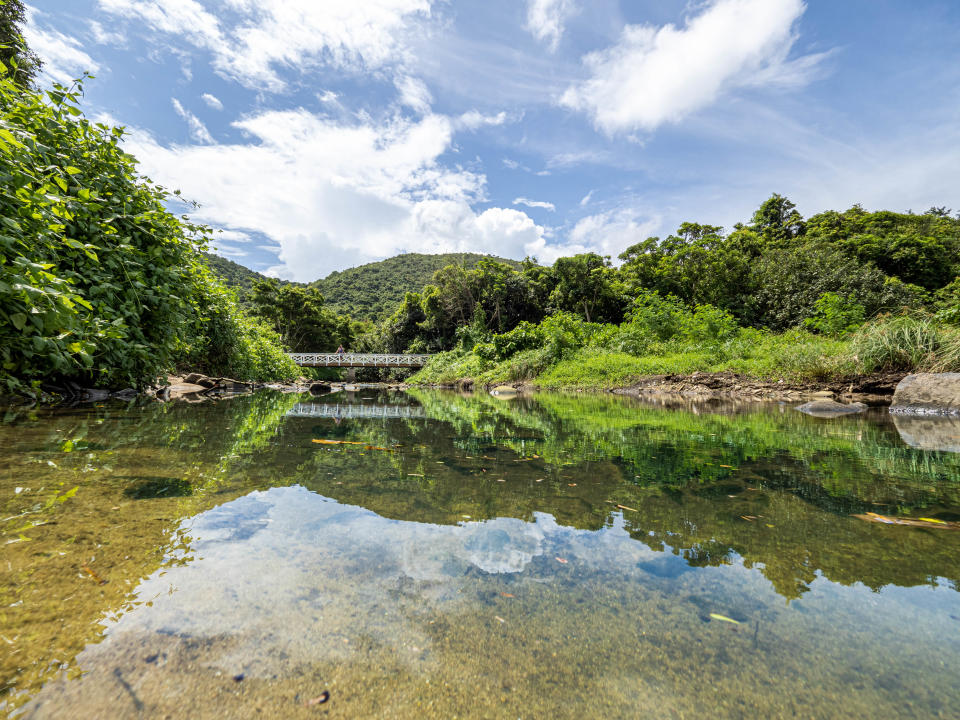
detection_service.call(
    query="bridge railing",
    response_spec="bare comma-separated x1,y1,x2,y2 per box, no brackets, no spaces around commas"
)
287,353,432,367
287,403,426,419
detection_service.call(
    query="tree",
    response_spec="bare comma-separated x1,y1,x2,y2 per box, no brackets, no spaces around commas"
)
549,253,625,324
0,0,41,89
249,279,350,352
750,193,805,245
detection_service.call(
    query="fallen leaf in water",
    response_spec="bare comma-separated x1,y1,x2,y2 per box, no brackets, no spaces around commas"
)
500,593,515,598
494,616,506,623
719,465,735,469
555,557,568,564
81,565,107,585
616,504,638,512
312,439,367,446
919,517,946,524
568,483,577,487
407,473,424,477
765,524,775,528
709,613,741,624
740,515,757,521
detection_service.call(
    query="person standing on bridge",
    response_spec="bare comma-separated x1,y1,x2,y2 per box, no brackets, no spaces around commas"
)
336,344,345,355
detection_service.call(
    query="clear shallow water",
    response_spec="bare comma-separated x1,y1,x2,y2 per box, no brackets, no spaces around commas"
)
1,390,959,719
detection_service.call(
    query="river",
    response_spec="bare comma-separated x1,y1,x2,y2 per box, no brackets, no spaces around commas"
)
2,389,959,718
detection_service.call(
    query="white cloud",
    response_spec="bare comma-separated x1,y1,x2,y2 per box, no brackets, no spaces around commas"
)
525,0,577,52
214,230,253,244
395,75,433,113
201,93,224,111
513,197,556,212
23,9,99,85
579,189,594,206
557,207,662,261
89,20,126,46
171,98,214,144
560,0,822,134
98,0,434,92
124,109,546,280
456,110,508,131
317,90,340,105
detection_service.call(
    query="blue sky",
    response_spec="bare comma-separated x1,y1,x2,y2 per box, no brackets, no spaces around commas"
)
25,0,960,281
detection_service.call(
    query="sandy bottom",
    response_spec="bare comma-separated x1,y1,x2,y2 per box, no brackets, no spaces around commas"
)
17,486,960,720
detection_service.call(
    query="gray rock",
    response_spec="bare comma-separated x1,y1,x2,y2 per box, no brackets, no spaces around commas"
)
795,399,868,418
162,383,207,401
811,390,835,398
891,373,960,415
892,414,960,453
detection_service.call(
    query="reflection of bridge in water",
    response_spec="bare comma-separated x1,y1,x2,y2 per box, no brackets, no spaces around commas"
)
287,403,426,419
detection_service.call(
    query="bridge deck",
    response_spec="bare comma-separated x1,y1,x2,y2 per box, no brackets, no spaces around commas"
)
288,353,431,368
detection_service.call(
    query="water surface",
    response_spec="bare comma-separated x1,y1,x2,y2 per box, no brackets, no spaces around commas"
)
2,390,959,718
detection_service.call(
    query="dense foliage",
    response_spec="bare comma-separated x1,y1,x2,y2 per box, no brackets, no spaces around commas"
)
248,278,355,353
392,195,959,387
0,74,295,393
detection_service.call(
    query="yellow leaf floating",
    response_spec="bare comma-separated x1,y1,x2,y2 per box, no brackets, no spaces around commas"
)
709,613,741,625
919,517,946,524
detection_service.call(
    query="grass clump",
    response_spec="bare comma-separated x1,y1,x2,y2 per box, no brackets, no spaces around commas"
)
849,314,960,373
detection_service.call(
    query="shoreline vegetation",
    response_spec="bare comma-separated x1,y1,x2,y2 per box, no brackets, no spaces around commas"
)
1,18,959,403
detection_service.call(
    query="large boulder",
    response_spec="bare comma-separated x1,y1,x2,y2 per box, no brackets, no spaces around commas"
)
795,399,867,418
891,373,960,415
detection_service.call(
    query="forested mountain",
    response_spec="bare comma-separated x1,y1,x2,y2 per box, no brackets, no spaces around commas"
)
311,252,523,320
202,253,298,299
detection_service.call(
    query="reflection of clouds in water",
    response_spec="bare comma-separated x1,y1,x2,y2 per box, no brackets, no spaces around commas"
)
401,516,547,578
90,486,660,676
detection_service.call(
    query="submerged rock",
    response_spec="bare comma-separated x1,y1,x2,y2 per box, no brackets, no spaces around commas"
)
795,399,867,418
891,373,960,415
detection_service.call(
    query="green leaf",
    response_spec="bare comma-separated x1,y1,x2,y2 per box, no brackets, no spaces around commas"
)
11,313,26,330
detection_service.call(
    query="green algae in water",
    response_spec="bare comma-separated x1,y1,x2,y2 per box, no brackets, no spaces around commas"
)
1,390,959,718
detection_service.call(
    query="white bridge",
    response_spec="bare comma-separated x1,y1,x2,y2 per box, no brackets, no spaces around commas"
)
288,353,432,368
287,403,426,419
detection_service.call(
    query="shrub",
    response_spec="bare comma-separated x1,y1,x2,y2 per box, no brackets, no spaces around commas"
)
0,75,294,392
803,292,866,337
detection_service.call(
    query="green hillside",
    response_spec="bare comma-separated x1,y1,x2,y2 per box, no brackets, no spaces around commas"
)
203,253,299,300
311,252,522,320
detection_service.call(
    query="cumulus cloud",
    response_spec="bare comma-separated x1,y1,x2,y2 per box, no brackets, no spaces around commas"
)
123,109,546,280
98,0,433,92
23,9,99,84
201,93,223,110
525,0,577,52
171,98,214,144
560,0,824,134
549,207,662,261
513,197,556,212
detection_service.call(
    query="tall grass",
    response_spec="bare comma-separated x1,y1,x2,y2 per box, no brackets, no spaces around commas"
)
849,314,960,373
